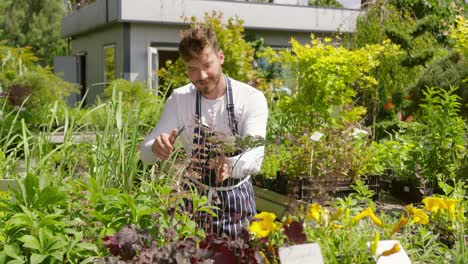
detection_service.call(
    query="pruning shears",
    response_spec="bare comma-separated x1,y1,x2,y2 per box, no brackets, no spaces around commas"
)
173,125,185,142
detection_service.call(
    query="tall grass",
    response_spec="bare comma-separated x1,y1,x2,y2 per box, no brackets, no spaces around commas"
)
0,83,170,193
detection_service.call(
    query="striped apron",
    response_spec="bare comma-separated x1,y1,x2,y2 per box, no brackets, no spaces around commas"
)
185,77,256,239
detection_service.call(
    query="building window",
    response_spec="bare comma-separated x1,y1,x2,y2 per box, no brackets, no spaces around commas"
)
103,45,116,83
148,45,180,94
147,47,158,91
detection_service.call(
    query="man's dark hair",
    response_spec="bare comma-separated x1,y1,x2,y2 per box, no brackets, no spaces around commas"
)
178,25,219,61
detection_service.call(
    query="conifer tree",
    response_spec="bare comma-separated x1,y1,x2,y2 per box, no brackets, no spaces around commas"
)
0,0,67,65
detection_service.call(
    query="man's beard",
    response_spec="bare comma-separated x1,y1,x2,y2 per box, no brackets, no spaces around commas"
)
195,72,223,95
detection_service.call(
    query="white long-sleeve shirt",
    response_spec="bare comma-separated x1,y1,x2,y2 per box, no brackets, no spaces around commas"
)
140,78,268,179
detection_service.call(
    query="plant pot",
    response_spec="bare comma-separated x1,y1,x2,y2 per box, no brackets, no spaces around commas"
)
253,171,290,195
439,235,456,248
364,174,381,201
299,175,381,203
253,174,275,189
390,178,434,203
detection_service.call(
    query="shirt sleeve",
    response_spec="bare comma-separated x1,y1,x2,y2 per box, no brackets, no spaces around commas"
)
227,90,268,178
140,93,179,165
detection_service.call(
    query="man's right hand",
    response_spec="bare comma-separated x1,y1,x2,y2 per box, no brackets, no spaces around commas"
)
151,128,179,160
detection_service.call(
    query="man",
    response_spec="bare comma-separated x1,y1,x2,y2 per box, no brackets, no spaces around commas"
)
140,25,268,238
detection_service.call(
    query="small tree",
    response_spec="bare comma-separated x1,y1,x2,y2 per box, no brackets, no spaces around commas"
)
0,0,67,65
157,12,256,95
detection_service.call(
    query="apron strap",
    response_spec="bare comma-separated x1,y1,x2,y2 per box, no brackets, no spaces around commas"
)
225,77,239,136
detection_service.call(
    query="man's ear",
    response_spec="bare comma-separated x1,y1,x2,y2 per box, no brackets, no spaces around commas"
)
218,51,225,65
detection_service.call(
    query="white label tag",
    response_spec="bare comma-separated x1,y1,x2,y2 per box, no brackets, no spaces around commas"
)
367,240,412,264
310,131,324,142
279,243,324,264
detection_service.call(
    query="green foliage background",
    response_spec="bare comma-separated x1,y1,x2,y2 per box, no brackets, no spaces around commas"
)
158,12,256,95
308,0,343,8
0,0,67,66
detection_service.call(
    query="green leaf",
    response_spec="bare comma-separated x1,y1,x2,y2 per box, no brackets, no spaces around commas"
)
7,260,25,264
136,206,152,221
24,174,39,206
18,235,42,251
438,181,454,196
0,251,7,263
79,257,96,264
45,237,67,251
30,253,47,264
17,205,36,223
38,214,64,229
4,244,22,260
77,242,99,253
37,186,67,208
50,251,63,262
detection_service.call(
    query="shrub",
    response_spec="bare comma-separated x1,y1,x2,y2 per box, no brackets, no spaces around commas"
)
158,11,256,95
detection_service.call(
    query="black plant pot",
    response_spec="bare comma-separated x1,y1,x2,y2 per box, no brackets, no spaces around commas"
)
439,235,456,248
275,171,289,195
390,178,434,203
364,174,381,201
253,172,290,195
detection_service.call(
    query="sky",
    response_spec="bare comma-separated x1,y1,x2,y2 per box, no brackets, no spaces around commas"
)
336,0,361,9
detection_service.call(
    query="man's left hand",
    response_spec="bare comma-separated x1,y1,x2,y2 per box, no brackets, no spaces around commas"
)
208,156,230,183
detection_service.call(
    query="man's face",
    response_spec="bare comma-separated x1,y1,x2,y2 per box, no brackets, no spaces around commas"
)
185,46,224,97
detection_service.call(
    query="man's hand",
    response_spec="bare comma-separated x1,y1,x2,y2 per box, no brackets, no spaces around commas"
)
151,128,179,160
208,156,231,183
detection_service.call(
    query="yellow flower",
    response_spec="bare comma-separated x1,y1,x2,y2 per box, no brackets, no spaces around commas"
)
306,203,323,222
259,251,271,264
381,243,400,256
249,212,278,238
283,217,293,226
331,223,344,231
422,196,444,213
422,196,459,219
444,198,458,218
392,214,408,234
406,206,429,225
370,231,380,255
353,207,382,227
330,207,344,221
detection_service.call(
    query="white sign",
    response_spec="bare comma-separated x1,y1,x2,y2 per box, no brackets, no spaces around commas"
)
366,240,412,264
310,131,324,142
279,243,324,264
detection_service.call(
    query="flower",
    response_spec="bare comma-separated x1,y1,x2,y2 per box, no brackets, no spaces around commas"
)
259,251,271,264
383,101,395,110
282,217,293,226
445,199,458,218
249,212,278,238
283,220,307,244
406,206,429,225
306,203,323,222
330,207,344,222
422,196,444,213
392,214,408,234
370,231,380,255
381,243,400,256
422,196,459,219
331,223,344,231
353,207,382,227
